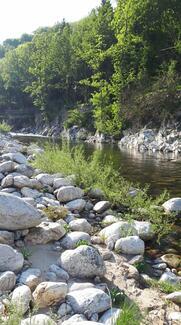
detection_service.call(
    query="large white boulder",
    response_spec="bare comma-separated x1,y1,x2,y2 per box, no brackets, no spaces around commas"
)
56,186,83,203
133,220,154,240
0,244,24,273
24,221,66,245
162,198,181,213
115,236,145,255
33,281,67,308
59,245,105,278
67,287,111,315
11,285,31,314
0,193,42,230
60,231,91,249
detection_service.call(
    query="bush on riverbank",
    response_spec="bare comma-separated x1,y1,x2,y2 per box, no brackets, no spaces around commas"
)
33,144,175,240
0,121,12,133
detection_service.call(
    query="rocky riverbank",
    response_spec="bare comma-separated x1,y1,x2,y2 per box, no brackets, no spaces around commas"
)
20,121,181,155
0,134,180,324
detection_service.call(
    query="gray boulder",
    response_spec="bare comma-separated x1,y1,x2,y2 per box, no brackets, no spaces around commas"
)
59,245,105,278
0,193,42,230
67,287,111,315
60,231,91,249
162,197,181,213
0,244,24,273
56,186,83,203
0,271,16,293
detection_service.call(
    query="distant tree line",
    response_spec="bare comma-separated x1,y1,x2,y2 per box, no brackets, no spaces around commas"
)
0,0,180,134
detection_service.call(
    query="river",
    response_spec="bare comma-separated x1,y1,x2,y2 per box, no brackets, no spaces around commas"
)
13,134,181,197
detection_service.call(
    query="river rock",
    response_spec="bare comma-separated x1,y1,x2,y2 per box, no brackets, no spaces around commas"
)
35,173,55,186
59,245,106,278
69,219,92,234
13,175,31,188
56,186,83,203
168,312,181,321
33,281,67,308
11,285,32,314
0,193,42,230
65,198,86,212
133,220,154,240
99,308,121,324
93,201,111,213
99,221,136,243
166,291,181,304
0,161,15,173
24,221,66,244
53,177,72,189
49,264,69,281
21,187,41,199
115,236,145,255
21,314,56,325
0,271,16,293
60,231,91,249
102,215,119,225
162,197,181,213
19,268,41,290
161,254,180,268
15,164,34,177
2,152,27,164
1,175,14,188
67,287,111,315
0,230,14,245
58,302,73,317
0,244,24,272
159,271,180,284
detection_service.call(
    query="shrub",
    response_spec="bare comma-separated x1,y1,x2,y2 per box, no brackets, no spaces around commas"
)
0,121,12,133
43,206,68,221
0,303,23,325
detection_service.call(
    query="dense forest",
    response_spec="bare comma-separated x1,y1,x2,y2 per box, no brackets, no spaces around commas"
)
0,0,180,135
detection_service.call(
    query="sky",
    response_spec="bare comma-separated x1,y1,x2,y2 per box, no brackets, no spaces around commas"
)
0,0,116,43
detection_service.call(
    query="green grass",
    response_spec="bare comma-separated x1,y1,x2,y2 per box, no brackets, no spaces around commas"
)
33,143,175,240
75,239,91,247
148,279,181,294
0,121,12,133
114,301,143,325
20,247,32,259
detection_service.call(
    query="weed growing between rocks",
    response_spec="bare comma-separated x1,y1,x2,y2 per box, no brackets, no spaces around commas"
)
75,239,91,247
148,279,181,294
0,304,23,325
43,206,68,221
33,144,175,240
114,301,143,325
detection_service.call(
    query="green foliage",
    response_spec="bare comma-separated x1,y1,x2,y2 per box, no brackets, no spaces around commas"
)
63,224,71,233
0,0,180,129
0,121,12,133
148,279,181,294
0,303,24,325
20,247,32,259
64,107,93,130
133,261,148,273
110,288,125,307
114,301,143,325
33,144,175,240
75,240,90,247
43,206,68,221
